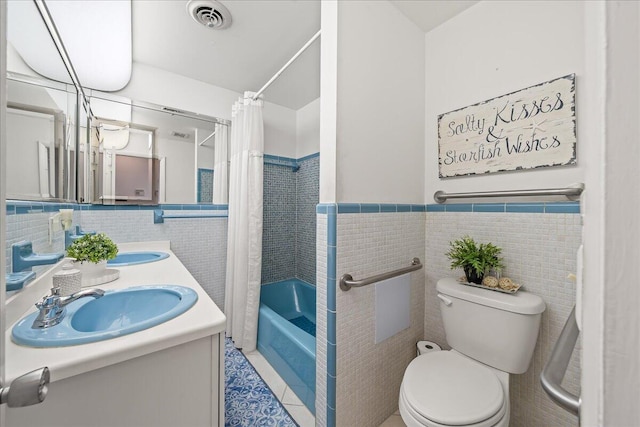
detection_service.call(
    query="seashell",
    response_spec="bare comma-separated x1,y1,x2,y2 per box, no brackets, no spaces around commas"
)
482,276,499,288
498,277,518,290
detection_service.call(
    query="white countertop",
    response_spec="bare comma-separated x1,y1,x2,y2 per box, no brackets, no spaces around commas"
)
4,241,226,383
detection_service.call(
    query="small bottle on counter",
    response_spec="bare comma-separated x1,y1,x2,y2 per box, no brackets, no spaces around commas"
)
53,263,82,296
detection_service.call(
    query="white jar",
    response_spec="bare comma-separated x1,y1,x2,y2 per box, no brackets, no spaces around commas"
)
53,264,82,296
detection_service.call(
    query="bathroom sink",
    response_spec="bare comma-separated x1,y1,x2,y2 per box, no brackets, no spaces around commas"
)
11,285,198,347
107,251,169,266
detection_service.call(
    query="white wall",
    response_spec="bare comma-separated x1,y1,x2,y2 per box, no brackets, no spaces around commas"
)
112,63,298,159
335,1,425,204
5,111,52,198
156,136,194,204
319,1,338,203
424,1,585,202
262,102,297,157
296,97,320,158
598,2,640,425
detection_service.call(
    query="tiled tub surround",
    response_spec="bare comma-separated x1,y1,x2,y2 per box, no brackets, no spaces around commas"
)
5,202,228,309
262,154,319,285
296,154,320,285
425,209,582,427
334,210,426,427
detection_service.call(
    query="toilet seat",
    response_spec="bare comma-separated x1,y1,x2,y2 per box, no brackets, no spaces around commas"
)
400,351,506,427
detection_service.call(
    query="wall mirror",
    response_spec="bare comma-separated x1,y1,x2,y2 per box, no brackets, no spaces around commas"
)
6,75,78,201
5,0,82,202
84,94,230,205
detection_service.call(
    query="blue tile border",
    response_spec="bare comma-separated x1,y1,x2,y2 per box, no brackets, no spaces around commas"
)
473,203,505,213
6,200,579,215
6,200,228,215
544,202,581,214
318,203,337,427
425,201,580,214
444,203,473,212
506,203,545,213
426,204,446,212
337,203,360,214
317,202,581,214
264,152,319,172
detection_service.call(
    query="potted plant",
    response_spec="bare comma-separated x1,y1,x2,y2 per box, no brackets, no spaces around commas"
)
66,233,118,277
445,236,504,284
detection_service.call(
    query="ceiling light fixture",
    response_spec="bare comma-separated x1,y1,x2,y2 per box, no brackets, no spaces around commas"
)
8,0,132,92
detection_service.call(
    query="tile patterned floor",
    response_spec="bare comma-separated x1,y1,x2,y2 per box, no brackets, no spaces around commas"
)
243,349,316,427
239,344,400,427
225,338,298,426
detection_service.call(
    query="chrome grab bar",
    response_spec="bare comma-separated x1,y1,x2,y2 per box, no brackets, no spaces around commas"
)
540,306,581,416
433,183,584,203
339,258,423,291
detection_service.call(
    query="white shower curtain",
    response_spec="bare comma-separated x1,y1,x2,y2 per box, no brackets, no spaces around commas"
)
224,92,264,351
212,123,228,205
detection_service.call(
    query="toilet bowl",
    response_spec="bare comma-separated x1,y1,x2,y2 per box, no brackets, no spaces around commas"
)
399,278,545,427
399,350,509,427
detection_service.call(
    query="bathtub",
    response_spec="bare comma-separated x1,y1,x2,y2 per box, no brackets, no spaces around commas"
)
258,278,316,414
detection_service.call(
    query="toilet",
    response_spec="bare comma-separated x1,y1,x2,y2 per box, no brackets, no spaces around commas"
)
399,277,546,427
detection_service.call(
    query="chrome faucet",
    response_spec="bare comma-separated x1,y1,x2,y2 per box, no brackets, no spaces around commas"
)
32,286,105,329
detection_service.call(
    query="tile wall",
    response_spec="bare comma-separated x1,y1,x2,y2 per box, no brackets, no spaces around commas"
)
5,202,228,308
5,202,77,277
197,168,214,203
262,161,297,283
316,213,328,427
295,154,319,285
333,208,426,427
425,206,581,427
262,154,319,285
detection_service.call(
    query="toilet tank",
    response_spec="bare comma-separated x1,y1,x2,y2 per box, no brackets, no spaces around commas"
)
436,278,546,374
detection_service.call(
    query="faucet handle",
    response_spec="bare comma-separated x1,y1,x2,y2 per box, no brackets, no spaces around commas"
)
35,286,61,310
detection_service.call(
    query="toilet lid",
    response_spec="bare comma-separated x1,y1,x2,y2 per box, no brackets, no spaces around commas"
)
402,351,505,426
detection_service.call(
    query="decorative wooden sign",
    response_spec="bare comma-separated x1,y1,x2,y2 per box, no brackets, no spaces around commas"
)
438,74,576,178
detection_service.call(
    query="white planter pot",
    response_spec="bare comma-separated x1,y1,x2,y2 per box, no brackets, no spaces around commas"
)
75,260,107,279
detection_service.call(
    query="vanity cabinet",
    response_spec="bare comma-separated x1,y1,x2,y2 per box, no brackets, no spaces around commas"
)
7,334,224,427
4,242,226,427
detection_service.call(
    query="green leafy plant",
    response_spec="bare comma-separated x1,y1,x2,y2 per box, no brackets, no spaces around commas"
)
66,233,118,264
445,236,504,280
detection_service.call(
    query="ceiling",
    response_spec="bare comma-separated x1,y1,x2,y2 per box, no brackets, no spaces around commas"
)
390,1,479,33
16,0,479,111
132,0,321,111
131,0,479,111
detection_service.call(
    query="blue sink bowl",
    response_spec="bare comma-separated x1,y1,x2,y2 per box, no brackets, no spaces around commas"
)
107,251,169,267
12,285,198,347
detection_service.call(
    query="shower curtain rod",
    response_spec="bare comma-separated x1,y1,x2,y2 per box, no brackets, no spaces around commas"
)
198,129,216,146
253,30,321,101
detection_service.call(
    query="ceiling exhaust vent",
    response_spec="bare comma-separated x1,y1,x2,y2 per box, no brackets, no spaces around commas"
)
186,0,232,30
171,131,191,139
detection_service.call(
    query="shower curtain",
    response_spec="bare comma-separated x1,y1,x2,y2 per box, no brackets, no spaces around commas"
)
224,92,264,351
212,123,228,204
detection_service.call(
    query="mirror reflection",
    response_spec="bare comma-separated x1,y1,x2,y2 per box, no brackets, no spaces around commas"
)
85,95,229,205
6,75,78,202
